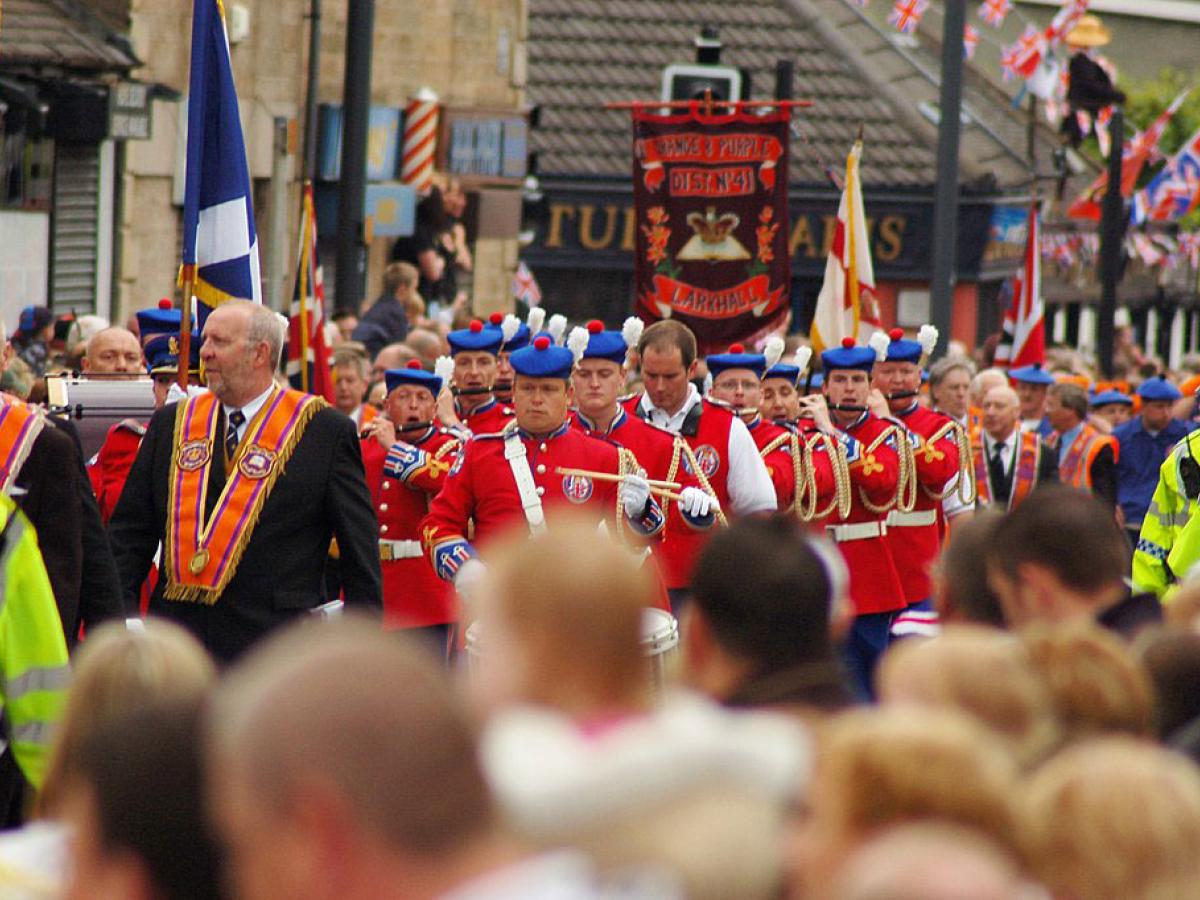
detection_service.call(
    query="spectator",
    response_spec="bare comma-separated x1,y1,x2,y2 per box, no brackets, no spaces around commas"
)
207,618,629,900
931,509,1006,627
352,262,417,357
927,356,974,425
686,516,855,718
81,327,143,378
1018,738,1200,900
1136,627,1200,743
12,305,54,379
370,342,421,383
391,187,449,304
331,347,374,428
1114,376,1194,544
404,327,446,368
330,309,358,346
986,485,1159,638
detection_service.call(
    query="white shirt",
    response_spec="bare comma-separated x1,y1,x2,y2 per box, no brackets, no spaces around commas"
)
224,383,276,444
983,431,1016,478
638,384,777,515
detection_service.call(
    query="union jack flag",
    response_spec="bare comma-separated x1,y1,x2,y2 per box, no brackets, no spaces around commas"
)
1045,0,1089,46
1000,26,1044,81
963,25,980,60
512,260,542,307
978,0,1011,27
888,0,929,34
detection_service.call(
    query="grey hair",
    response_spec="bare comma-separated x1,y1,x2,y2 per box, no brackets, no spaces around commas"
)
241,302,286,370
928,355,976,390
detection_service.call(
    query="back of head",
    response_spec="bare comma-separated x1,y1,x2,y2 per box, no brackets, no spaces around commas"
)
877,626,1060,769
638,319,697,368
210,618,493,854
691,517,841,671
40,619,216,815
70,699,223,900
1136,627,1200,739
1049,381,1089,420
934,508,1006,627
987,484,1129,601
1018,737,1200,900
1021,624,1155,746
383,261,419,295
480,516,655,713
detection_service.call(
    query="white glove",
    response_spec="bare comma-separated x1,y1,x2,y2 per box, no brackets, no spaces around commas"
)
680,486,716,519
620,473,651,518
453,558,488,605
166,382,208,404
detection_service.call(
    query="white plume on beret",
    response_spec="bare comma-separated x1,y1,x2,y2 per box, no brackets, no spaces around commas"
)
793,346,812,376
567,326,589,364
868,330,890,362
526,307,546,335
547,314,567,345
621,316,644,350
917,324,939,358
501,314,521,343
434,355,455,386
763,334,786,370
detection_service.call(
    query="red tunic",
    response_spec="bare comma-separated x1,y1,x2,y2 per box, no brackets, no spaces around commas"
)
460,397,514,435
88,419,146,524
823,413,905,616
362,427,461,629
887,404,962,604
746,417,796,510
622,394,736,589
421,422,653,565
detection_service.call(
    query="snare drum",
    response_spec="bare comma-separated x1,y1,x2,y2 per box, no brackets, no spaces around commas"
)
640,608,680,692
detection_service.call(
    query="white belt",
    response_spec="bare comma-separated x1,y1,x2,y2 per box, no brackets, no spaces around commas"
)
826,521,887,542
886,509,938,528
379,539,423,561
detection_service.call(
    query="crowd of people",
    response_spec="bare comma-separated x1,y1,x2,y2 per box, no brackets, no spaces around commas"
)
0,286,1199,898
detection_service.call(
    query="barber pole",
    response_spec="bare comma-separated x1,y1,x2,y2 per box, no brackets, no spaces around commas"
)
401,88,439,194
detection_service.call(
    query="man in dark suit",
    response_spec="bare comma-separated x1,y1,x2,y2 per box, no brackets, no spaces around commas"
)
974,385,1058,511
109,301,381,662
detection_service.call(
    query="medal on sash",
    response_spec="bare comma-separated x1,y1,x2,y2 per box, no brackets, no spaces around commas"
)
164,388,324,603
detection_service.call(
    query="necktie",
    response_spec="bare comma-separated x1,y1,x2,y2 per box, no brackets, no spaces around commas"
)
225,409,245,461
990,442,1010,504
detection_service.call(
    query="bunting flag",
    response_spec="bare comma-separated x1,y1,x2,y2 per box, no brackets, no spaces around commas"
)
888,0,929,34
810,140,882,354
1000,26,1045,82
963,25,980,60
1067,88,1191,222
286,183,334,402
994,203,1045,369
179,0,262,320
512,260,542,307
978,0,1011,28
1132,124,1200,225
1044,0,1090,46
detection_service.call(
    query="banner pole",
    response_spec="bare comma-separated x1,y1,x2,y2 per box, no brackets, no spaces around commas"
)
177,269,194,391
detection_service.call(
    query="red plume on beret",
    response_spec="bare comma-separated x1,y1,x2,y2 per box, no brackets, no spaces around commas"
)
587,319,604,334
841,337,856,349
533,335,551,350
469,320,484,333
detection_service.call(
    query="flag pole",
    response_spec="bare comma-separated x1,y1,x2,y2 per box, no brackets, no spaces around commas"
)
178,268,194,390
299,184,312,394
1097,105,1125,379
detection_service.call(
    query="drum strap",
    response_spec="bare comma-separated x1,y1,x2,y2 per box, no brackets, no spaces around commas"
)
504,430,547,535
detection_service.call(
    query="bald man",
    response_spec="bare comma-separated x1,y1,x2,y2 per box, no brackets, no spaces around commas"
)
973,385,1058,511
109,301,381,661
207,620,619,900
83,327,143,377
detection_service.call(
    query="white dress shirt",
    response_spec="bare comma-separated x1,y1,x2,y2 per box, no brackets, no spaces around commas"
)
638,384,777,515
224,383,277,445
983,431,1016,478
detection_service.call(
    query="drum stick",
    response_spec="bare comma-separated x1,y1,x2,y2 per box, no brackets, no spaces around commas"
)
554,467,681,490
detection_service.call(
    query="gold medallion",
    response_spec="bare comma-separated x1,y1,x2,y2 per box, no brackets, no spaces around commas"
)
189,549,210,575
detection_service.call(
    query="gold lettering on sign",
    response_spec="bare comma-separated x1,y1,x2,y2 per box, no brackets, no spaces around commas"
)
790,216,819,259
546,205,576,249
876,216,905,262
578,205,619,250
621,205,637,251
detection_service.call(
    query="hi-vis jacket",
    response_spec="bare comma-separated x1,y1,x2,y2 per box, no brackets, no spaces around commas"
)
1133,429,1200,599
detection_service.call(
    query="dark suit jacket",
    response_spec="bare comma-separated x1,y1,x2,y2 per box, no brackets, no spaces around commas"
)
14,416,125,647
109,401,382,662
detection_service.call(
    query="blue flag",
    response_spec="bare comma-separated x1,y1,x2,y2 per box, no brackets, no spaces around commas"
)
181,0,261,318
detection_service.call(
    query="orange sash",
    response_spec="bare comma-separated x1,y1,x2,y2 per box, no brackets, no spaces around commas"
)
164,388,324,603
0,398,44,495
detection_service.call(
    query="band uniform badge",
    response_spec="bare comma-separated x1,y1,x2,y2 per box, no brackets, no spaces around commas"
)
683,443,721,478
562,474,593,503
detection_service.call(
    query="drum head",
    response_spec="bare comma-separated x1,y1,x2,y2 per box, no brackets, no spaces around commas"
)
640,607,679,655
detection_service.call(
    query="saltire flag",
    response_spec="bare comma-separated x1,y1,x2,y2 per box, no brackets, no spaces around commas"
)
963,25,980,60
286,183,334,402
179,0,262,322
810,140,882,354
978,0,1011,28
512,260,542,307
888,0,929,34
994,203,1045,369
1067,88,1191,222
1132,124,1200,225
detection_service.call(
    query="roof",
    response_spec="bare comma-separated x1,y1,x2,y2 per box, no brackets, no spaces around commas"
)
0,0,138,74
526,0,1072,191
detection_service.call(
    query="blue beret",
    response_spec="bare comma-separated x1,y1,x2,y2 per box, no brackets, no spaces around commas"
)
138,301,194,346
764,363,800,385
483,313,531,353
809,372,825,389
447,320,503,356
707,343,767,380
883,328,923,364
820,338,878,373
511,335,574,380
1090,389,1133,408
145,332,200,374
1136,376,1182,402
579,320,628,365
385,362,442,396
1008,363,1055,386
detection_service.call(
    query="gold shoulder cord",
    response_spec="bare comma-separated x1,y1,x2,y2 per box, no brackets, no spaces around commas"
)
433,438,462,461
679,440,729,527
757,432,803,519
858,424,912,515
801,432,852,521
617,446,636,531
